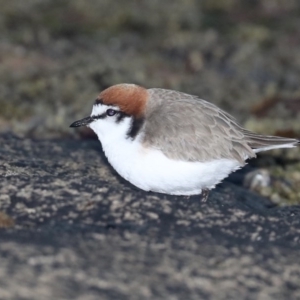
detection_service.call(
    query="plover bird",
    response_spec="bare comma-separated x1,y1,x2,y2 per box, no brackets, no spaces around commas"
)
70,84,299,200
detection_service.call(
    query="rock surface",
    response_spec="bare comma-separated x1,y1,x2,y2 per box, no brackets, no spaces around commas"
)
1,133,300,300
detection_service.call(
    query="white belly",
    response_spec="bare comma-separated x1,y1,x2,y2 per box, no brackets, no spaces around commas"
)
100,137,241,196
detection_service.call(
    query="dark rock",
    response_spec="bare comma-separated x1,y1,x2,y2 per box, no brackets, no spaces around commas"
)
0,133,300,299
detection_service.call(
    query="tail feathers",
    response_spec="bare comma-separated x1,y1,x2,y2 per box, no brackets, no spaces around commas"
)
244,131,300,153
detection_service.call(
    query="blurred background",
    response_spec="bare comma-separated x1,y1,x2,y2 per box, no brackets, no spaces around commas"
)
1,0,300,138
0,0,300,202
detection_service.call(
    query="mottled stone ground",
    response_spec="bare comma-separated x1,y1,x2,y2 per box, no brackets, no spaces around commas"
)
1,133,300,300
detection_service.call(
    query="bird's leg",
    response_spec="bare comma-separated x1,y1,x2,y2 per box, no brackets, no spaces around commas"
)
200,189,210,202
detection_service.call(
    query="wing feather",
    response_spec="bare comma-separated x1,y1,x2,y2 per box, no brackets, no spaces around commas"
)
143,89,255,164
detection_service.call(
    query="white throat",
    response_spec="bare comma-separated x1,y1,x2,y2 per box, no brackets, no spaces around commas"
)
90,116,133,146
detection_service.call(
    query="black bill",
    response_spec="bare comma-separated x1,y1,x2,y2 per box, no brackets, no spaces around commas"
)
70,116,94,128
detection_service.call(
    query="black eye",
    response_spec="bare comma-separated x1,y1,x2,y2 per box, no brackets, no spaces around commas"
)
106,109,117,117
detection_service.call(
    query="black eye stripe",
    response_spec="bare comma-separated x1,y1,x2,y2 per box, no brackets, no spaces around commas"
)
92,112,106,120
91,110,126,120
116,112,129,123
127,117,145,139
91,109,130,122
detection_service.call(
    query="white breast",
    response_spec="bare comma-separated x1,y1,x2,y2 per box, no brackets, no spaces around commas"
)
98,135,240,196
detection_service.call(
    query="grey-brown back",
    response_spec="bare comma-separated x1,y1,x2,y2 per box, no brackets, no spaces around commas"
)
142,89,299,164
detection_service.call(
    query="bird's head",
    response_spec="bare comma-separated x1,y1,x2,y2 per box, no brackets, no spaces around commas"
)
70,84,148,141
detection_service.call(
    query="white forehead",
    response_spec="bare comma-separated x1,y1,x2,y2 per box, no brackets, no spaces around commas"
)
91,104,119,116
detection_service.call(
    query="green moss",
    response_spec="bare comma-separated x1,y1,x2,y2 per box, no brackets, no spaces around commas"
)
0,101,32,120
